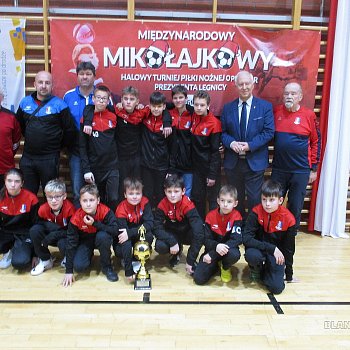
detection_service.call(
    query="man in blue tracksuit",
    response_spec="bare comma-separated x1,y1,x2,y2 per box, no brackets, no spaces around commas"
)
63,62,96,207
16,71,76,195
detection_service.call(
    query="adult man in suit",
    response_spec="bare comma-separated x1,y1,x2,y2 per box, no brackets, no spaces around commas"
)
221,71,274,217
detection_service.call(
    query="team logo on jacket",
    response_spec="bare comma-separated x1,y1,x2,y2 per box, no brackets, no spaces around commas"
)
294,117,301,125
108,120,113,128
63,218,67,226
45,106,51,114
140,209,143,215
74,101,78,106
211,224,219,230
184,121,191,129
201,127,208,135
275,221,283,231
20,204,27,213
226,222,232,231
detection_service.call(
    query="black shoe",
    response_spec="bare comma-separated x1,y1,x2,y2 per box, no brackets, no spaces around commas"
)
102,266,119,282
169,253,180,267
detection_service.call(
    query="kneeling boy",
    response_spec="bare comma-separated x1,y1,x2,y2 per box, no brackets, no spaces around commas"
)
243,180,296,294
154,174,203,275
193,185,242,285
30,179,75,275
114,178,154,281
62,184,118,287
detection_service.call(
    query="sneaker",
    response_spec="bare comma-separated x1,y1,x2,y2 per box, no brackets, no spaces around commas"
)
169,253,180,267
31,258,54,276
0,250,12,269
60,256,66,268
102,266,119,282
219,262,232,283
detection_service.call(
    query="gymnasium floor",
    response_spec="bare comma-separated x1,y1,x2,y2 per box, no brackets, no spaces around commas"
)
0,232,349,349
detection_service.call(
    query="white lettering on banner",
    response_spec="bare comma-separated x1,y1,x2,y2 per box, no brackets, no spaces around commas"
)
104,46,274,70
138,30,236,42
104,47,146,68
154,83,227,92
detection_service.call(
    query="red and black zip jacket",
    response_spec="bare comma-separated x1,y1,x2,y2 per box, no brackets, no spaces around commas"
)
191,111,222,179
154,195,204,266
115,107,151,160
168,105,194,173
36,199,76,245
83,105,172,161
0,107,21,174
243,204,296,281
65,203,118,274
204,208,242,260
79,108,118,174
141,112,172,171
115,196,153,240
0,189,39,236
273,105,320,173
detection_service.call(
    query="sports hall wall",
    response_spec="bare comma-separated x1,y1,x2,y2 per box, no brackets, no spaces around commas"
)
2,0,346,233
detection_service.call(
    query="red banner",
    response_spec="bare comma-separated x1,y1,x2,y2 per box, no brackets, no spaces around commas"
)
50,20,321,115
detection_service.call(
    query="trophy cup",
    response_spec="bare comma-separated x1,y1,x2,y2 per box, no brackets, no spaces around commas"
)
133,224,152,290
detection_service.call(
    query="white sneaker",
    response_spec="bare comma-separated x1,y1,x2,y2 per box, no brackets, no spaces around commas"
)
0,250,12,269
31,258,54,276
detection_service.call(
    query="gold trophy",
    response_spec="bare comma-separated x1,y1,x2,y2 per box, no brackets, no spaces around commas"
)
133,224,151,290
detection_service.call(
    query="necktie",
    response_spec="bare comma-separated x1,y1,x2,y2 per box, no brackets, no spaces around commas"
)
240,101,247,142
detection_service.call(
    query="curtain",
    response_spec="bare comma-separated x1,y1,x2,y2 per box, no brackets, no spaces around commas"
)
314,0,350,238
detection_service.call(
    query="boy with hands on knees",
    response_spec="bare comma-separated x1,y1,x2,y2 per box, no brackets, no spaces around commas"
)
154,174,203,275
193,185,242,285
242,179,296,294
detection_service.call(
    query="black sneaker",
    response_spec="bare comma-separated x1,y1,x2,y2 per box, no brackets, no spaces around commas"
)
102,266,119,282
169,253,180,267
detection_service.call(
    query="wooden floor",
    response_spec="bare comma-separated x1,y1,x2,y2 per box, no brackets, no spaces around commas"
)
1,232,350,349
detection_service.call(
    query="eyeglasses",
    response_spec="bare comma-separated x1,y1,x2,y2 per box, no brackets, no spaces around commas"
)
46,194,64,201
94,95,109,102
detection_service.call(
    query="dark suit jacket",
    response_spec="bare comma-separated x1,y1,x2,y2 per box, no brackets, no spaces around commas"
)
221,96,274,172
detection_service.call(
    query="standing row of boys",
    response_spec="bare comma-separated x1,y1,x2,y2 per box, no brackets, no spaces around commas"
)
0,64,320,294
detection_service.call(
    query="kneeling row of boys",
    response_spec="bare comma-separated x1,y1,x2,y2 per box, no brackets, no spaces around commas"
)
1,171,296,295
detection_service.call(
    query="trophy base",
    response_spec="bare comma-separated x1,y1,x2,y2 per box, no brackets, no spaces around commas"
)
134,275,152,290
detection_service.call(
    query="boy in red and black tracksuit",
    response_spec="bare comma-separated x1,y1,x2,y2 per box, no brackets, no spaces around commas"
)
80,85,119,211
154,174,204,275
194,185,242,285
114,178,153,280
0,168,39,270
141,91,172,209
63,184,118,287
30,179,75,275
243,180,296,294
167,85,194,197
82,86,172,202
191,90,222,219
